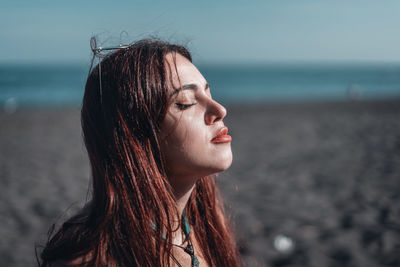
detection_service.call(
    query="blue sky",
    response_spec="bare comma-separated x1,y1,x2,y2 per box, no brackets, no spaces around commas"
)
2,0,400,63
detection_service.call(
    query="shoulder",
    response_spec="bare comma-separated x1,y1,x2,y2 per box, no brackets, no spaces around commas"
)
44,258,83,267
44,255,91,267
41,202,95,266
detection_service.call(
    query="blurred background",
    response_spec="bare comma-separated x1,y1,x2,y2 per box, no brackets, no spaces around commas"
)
1,1,400,266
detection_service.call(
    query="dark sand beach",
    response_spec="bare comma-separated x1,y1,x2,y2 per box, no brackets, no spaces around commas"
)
1,100,400,266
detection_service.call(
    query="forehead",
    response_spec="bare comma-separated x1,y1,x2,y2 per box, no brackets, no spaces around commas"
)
164,53,206,89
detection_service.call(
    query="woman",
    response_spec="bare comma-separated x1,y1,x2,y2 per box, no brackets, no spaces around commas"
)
40,38,241,266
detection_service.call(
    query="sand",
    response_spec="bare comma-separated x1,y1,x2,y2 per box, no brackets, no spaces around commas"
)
1,100,399,267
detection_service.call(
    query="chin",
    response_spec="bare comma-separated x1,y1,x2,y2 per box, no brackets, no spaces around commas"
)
210,151,233,174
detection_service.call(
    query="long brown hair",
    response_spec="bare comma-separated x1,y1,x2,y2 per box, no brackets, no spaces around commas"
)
40,39,240,266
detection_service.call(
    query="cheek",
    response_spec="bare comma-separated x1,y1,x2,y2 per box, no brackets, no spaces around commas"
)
160,110,232,176
165,116,205,153
160,111,209,167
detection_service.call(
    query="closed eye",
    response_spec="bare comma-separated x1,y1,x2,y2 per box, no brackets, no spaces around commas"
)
175,102,197,110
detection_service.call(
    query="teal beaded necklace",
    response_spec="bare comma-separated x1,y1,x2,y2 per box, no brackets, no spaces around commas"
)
170,213,199,267
151,211,199,267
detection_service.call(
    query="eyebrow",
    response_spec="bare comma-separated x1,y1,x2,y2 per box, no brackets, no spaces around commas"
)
171,83,210,96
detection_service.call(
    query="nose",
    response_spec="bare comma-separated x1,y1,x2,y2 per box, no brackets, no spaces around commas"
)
205,99,227,125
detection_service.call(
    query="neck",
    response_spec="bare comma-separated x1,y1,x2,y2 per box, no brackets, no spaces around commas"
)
175,183,195,217
168,176,197,245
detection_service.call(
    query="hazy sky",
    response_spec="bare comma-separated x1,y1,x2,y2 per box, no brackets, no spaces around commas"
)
2,0,400,63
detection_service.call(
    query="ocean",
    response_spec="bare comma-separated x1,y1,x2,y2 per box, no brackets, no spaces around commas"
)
1,62,400,109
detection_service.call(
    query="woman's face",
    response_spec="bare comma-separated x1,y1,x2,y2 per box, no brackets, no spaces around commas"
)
160,53,232,185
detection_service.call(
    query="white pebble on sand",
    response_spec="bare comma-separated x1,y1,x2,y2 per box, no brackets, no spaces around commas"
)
273,234,295,253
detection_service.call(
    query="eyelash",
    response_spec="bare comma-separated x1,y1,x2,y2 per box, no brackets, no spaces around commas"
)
175,103,197,110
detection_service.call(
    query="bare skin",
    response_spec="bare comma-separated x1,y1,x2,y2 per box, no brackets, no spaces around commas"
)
160,53,232,266
50,53,231,267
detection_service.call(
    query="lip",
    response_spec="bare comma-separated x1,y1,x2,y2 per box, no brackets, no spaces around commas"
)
211,126,232,143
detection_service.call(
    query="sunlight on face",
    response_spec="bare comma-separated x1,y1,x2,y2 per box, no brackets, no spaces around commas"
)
160,53,232,186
